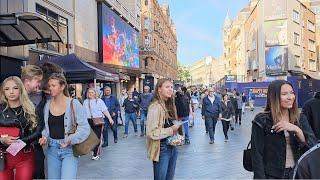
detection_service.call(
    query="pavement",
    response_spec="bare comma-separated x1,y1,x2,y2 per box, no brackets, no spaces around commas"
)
77,107,262,179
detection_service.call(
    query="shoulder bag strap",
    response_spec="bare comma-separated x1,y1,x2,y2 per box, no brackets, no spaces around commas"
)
88,99,93,119
70,99,77,125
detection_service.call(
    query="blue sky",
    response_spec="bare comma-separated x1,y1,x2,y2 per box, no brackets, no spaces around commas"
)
157,0,250,65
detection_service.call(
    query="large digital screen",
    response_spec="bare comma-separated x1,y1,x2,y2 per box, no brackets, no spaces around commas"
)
101,4,139,68
265,46,288,76
265,20,287,46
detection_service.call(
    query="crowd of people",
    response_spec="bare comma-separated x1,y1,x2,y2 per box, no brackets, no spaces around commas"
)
0,63,320,179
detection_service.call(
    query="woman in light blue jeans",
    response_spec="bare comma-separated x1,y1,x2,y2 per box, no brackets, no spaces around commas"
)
39,73,90,179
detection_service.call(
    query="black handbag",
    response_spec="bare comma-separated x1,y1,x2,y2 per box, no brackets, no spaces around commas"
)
243,140,253,172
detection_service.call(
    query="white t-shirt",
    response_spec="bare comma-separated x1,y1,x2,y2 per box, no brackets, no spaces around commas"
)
208,95,215,104
83,98,108,119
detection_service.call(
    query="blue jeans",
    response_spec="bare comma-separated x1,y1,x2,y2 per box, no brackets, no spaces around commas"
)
103,115,118,145
181,116,190,141
153,142,178,180
140,110,148,134
205,116,218,141
47,138,79,179
125,112,137,135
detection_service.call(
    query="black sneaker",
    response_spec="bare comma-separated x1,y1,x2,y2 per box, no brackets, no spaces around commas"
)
114,138,118,143
231,127,234,131
209,140,214,144
184,140,190,145
102,143,108,148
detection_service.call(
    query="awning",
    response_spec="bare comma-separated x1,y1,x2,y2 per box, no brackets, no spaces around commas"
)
0,13,63,46
87,62,131,80
37,54,119,82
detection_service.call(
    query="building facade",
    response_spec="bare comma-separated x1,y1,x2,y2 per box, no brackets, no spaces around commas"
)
223,7,251,82
244,0,317,82
140,0,178,89
189,56,226,86
1,0,143,96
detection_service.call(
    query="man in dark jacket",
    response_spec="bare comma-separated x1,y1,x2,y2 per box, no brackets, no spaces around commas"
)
175,87,191,144
201,88,222,144
301,91,320,140
102,86,120,147
293,143,320,179
138,86,153,136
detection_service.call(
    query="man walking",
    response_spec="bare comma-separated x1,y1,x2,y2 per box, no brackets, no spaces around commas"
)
119,88,128,125
101,86,120,147
138,86,153,136
201,88,222,144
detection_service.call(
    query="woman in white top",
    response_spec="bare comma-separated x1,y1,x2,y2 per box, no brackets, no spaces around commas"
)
83,88,114,160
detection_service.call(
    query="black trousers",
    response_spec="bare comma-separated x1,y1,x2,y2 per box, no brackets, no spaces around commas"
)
221,120,230,139
33,144,45,179
235,109,242,123
89,119,104,156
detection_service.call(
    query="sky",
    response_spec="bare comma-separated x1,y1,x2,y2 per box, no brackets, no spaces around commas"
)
157,0,250,66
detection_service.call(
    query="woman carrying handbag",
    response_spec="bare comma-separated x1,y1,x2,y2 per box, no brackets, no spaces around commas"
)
220,93,235,142
39,73,90,179
83,88,114,160
146,79,182,180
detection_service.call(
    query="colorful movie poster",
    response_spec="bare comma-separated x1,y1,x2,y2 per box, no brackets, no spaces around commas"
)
265,46,288,76
101,4,139,68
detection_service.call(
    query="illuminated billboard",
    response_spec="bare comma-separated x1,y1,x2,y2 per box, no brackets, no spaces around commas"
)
265,46,288,76
265,20,287,46
101,4,139,68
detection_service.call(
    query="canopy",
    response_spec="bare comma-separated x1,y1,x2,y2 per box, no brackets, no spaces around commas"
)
38,54,119,82
0,13,62,46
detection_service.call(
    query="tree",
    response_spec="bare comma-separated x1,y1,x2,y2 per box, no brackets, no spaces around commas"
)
177,61,191,83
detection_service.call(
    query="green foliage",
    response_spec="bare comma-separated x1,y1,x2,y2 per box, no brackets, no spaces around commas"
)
177,62,191,82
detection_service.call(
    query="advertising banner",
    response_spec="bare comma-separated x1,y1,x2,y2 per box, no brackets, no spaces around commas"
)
265,20,287,46
101,4,140,68
265,46,288,76
264,0,287,20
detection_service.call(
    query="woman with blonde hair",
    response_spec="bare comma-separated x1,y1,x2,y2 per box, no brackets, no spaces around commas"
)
39,73,90,179
83,88,113,160
0,76,42,180
146,78,182,180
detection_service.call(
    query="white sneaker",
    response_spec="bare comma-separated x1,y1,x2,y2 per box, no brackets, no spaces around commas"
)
92,156,100,160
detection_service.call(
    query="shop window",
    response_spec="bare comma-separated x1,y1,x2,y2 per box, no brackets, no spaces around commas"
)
35,4,68,55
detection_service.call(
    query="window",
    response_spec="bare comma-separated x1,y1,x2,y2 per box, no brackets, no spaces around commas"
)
309,39,316,52
309,59,317,71
294,33,300,45
144,36,150,46
35,4,68,54
293,10,300,24
294,55,301,67
144,59,148,68
144,17,150,29
145,0,148,6
307,20,315,32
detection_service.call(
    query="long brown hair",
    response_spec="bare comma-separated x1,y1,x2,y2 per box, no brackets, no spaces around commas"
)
265,80,299,125
0,76,37,128
152,78,177,120
48,73,70,97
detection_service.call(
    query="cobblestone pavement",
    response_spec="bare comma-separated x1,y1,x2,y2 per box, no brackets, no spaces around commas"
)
77,107,262,179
